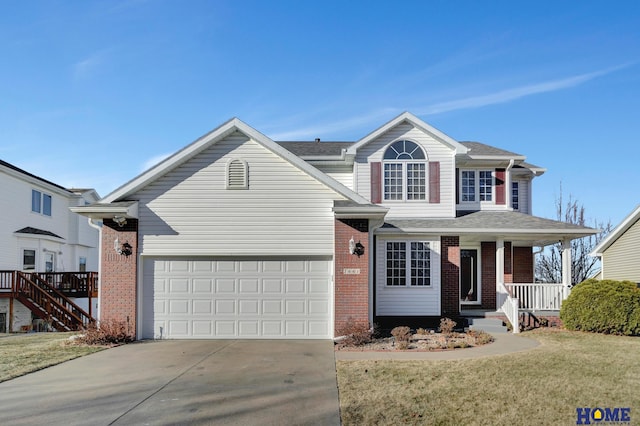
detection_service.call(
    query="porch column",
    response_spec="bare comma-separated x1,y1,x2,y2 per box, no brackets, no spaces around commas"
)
561,238,572,298
496,239,505,285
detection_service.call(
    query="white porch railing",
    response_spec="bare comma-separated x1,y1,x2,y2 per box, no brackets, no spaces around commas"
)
505,283,568,311
497,281,520,334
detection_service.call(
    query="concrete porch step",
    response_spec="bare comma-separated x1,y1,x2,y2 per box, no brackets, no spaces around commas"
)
466,317,509,334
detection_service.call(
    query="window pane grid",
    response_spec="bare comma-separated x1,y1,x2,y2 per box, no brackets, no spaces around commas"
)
383,163,403,200
406,163,426,200
386,241,431,287
512,182,519,210
410,242,431,286
386,242,406,286
461,171,475,202
479,171,492,201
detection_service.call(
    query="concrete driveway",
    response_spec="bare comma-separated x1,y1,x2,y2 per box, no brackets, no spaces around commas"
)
0,340,341,425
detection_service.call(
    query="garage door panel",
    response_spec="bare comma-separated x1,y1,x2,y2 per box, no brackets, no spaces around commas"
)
143,258,332,339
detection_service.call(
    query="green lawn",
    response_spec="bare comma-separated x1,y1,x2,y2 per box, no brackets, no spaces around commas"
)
0,333,104,382
337,329,640,425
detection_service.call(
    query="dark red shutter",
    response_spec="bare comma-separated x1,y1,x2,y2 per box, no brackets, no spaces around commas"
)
371,162,381,204
429,161,440,203
495,168,506,205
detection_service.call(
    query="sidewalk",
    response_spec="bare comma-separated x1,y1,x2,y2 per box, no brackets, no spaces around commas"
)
335,332,540,361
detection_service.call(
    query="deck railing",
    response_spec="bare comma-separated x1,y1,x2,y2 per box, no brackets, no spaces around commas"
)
505,283,568,311
497,281,520,333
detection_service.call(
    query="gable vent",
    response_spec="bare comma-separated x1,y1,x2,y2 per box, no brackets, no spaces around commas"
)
226,159,248,189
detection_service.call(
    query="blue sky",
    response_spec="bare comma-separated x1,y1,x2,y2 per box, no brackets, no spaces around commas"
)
1,0,639,227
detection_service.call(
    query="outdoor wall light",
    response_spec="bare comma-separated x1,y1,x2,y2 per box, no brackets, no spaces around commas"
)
114,238,133,257
113,215,127,227
349,237,365,257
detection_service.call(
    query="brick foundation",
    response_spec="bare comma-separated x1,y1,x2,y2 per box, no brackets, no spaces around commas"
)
441,236,460,317
334,219,369,335
101,218,138,336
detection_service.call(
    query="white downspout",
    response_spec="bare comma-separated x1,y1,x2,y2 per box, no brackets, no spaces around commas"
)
506,159,515,210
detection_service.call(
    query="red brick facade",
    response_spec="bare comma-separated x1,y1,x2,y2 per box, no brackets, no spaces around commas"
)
441,236,460,317
101,219,138,335
481,242,497,310
334,219,369,334
513,246,534,283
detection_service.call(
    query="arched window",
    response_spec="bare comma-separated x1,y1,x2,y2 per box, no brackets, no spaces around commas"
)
382,140,426,201
226,159,248,189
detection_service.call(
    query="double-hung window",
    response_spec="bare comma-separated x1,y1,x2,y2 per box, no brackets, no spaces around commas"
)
383,140,426,201
512,181,519,210
386,241,431,286
459,170,493,203
31,190,52,216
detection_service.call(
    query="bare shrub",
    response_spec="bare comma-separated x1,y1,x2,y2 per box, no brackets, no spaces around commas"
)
467,329,494,345
439,318,457,336
76,319,135,345
416,327,429,335
391,326,411,350
337,317,372,347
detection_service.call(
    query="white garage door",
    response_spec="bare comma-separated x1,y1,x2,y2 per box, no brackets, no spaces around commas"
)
142,258,333,339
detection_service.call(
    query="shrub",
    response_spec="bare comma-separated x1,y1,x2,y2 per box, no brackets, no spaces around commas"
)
391,326,411,350
560,279,640,336
337,317,372,347
438,317,457,336
76,319,135,345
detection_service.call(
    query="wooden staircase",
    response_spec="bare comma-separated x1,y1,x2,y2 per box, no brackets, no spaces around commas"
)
11,272,95,331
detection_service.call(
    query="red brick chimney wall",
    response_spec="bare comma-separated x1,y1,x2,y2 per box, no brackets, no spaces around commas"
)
334,219,369,335
100,218,138,336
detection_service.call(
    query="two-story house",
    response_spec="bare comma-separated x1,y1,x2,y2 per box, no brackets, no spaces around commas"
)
0,160,100,332
72,112,596,339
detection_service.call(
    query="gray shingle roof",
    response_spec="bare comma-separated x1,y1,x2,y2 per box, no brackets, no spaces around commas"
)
276,141,354,157
15,227,64,239
381,211,596,235
460,141,522,157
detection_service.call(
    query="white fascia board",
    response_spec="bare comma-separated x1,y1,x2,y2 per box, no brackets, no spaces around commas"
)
1,166,73,197
590,205,640,256
333,206,389,219
70,202,139,220
101,118,371,206
101,118,241,203
347,111,469,156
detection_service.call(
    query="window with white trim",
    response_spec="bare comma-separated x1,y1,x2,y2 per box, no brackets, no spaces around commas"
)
459,170,494,203
226,159,248,189
23,249,35,270
512,181,519,210
31,190,52,216
461,171,476,202
386,241,431,286
479,170,493,201
383,140,426,201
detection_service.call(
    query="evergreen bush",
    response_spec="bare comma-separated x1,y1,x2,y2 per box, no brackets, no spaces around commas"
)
560,279,640,335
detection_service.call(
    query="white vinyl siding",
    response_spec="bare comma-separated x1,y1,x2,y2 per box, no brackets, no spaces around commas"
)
134,132,345,256
142,257,333,339
355,123,456,218
601,217,640,283
376,237,441,316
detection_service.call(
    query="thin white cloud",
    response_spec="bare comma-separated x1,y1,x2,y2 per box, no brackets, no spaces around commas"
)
418,64,632,115
140,153,172,172
269,108,399,140
72,48,113,79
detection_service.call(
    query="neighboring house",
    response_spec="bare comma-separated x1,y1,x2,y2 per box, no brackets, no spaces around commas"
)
72,112,596,339
590,205,640,284
0,160,100,332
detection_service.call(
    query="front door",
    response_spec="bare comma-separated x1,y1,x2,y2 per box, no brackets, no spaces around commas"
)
460,249,480,304
44,252,55,272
